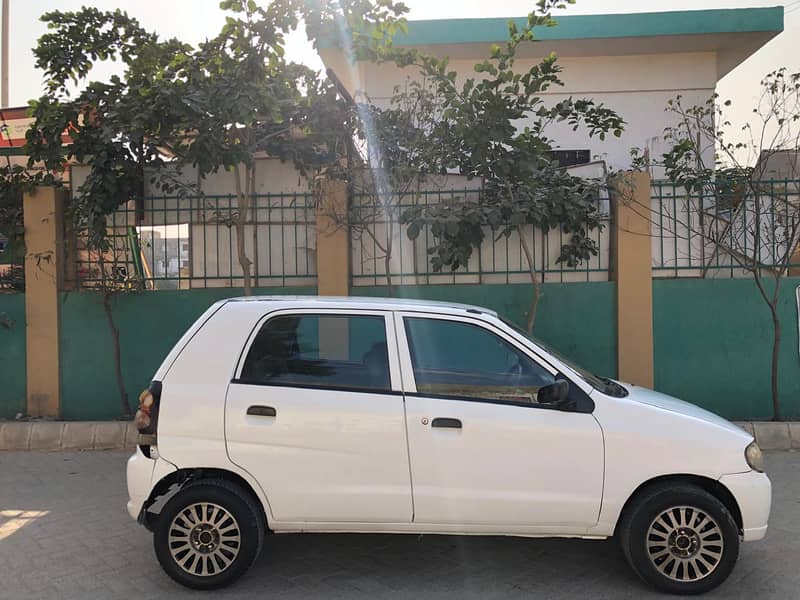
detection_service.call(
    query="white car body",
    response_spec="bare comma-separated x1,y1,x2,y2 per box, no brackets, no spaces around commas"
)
127,296,771,545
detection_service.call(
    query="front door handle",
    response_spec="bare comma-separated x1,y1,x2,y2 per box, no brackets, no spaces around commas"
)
247,405,277,417
431,417,462,429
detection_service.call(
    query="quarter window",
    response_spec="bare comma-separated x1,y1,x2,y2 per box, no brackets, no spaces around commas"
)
240,314,390,391
404,317,555,403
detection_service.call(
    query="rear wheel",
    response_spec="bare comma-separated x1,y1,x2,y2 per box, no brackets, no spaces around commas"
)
619,483,739,595
154,479,264,590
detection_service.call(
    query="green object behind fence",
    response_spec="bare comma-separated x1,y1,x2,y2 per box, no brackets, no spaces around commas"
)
0,293,26,418
653,278,800,420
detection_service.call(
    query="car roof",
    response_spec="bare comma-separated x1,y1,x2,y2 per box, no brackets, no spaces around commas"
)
225,295,498,317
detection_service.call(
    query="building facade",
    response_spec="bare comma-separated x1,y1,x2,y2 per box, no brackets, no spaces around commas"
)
320,7,784,175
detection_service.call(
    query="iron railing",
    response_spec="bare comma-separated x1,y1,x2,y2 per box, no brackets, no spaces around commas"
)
350,188,611,286
650,179,800,278
75,192,317,290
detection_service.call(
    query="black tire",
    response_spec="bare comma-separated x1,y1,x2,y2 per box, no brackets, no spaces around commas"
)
618,482,739,595
154,479,265,590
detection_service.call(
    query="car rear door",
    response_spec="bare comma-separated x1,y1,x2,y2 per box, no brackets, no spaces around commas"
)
396,311,604,530
225,308,413,524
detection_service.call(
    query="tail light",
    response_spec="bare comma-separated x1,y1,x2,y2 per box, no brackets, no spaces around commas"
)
134,381,162,450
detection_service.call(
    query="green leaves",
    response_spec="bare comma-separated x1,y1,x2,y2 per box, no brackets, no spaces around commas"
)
27,1,340,254
394,0,621,278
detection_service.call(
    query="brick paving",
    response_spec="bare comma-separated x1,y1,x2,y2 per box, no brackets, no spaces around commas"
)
0,450,798,599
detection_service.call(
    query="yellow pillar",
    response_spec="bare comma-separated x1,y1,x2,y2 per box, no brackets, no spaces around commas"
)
316,180,350,297
789,244,800,277
612,172,654,388
23,187,66,417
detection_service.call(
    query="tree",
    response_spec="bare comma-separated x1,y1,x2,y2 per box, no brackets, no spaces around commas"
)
631,68,800,421
25,7,196,415
396,0,624,331
341,79,450,294
24,1,324,414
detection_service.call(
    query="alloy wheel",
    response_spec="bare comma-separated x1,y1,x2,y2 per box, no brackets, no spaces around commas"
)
646,505,724,582
167,502,241,577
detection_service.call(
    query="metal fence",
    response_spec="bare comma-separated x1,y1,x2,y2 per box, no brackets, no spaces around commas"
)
75,192,317,290
350,188,611,287
69,178,799,292
650,179,800,278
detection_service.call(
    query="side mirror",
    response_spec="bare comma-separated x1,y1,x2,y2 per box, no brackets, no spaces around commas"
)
537,380,575,411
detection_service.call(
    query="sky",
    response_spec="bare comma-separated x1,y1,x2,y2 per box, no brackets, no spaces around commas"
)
5,0,800,134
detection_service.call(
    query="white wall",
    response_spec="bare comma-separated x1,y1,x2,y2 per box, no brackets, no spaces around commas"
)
358,52,718,174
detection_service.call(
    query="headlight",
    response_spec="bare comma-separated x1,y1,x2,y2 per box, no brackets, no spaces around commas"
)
745,441,764,472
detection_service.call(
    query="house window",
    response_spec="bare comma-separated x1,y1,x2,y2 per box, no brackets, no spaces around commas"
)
548,150,591,168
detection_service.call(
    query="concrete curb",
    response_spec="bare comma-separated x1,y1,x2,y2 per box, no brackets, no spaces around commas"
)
0,421,137,451
0,420,798,452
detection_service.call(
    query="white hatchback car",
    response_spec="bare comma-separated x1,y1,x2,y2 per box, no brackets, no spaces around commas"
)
128,296,770,594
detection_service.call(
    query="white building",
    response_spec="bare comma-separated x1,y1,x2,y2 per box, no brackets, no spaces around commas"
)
320,6,784,174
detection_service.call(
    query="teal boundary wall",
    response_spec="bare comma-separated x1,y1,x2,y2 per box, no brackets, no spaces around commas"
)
59,287,315,420
653,277,800,420
41,277,800,420
56,282,616,420
0,293,26,418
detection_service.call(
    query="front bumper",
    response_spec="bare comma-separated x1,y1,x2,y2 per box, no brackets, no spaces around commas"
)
719,470,772,541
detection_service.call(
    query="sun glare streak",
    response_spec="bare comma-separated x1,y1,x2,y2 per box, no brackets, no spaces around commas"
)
332,3,401,272
0,510,49,541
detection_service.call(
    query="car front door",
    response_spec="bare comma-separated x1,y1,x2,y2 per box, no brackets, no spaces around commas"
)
396,312,604,530
225,309,412,524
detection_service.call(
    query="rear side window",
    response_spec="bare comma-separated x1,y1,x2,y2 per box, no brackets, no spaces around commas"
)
239,314,390,391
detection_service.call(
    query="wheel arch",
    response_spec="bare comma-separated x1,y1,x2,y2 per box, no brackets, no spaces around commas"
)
614,474,744,536
140,467,270,532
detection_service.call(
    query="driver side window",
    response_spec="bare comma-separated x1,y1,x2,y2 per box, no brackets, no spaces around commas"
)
404,317,556,404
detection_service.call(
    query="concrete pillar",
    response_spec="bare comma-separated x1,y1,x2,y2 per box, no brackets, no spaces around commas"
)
611,172,654,388
23,187,67,417
789,245,800,277
316,180,350,297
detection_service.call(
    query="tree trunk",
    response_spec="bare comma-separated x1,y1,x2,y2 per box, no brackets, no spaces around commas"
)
769,303,782,421
518,225,542,333
233,164,253,296
103,292,131,417
250,167,258,289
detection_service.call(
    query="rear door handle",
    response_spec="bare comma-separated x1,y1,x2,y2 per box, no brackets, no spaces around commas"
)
431,417,462,429
247,405,277,417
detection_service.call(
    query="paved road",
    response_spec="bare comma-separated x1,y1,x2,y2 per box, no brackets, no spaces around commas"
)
0,451,797,599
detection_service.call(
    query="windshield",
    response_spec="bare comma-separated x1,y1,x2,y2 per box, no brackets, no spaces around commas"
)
499,317,628,397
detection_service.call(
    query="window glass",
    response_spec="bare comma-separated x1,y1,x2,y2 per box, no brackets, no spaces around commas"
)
240,314,390,391
404,317,555,403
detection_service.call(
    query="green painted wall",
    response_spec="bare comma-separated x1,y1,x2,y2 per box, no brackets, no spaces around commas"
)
0,293,26,418
59,287,315,420
653,278,800,420
353,282,618,379
51,278,800,420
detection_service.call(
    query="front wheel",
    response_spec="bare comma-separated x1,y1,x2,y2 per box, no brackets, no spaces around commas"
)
153,479,265,590
619,483,740,595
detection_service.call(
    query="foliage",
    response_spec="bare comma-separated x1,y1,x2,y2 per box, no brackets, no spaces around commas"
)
303,0,412,63
634,68,800,420
344,78,450,293
393,0,624,329
27,1,349,292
